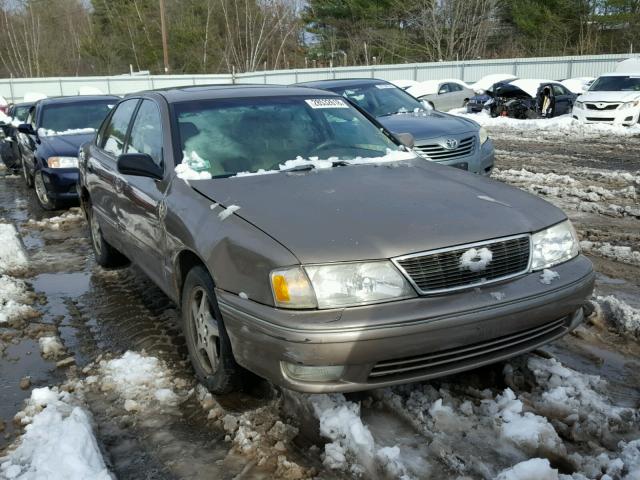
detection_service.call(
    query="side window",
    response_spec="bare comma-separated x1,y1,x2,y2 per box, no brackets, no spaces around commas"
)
101,99,139,157
125,100,163,167
450,83,463,92
552,84,567,96
438,83,450,95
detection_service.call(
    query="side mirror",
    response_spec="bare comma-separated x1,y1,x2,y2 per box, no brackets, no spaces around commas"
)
18,123,35,135
421,100,433,111
117,153,163,180
395,132,415,149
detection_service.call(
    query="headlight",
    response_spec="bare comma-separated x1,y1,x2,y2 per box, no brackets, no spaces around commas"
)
620,100,639,110
573,101,583,110
531,220,580,271
479,127,489,145
47,156,78,168
270,261,416,309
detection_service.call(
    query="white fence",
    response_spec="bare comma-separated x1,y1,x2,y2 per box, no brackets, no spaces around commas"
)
0,53,633,103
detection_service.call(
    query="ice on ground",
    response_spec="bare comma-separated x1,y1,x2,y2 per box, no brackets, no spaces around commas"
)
0,223,28,274
496,458,559,480
175,152,213,180
218,205,241,221
0,387,112,480
539,269,559,285
37,127,96,137
449,110,640,138
99,351,179,409
459,247,493,272
38,336,65,359
580,241,640,267
592,295,640,337
0,275,36,324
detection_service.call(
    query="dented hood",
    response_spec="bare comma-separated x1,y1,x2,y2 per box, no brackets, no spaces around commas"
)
192,160,565,264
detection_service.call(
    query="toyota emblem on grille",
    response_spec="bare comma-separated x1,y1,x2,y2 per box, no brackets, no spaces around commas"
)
597,103,607,109
443,138,459,150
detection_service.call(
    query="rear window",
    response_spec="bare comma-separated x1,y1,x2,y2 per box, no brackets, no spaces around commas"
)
40,100,115,133
174,96,403,178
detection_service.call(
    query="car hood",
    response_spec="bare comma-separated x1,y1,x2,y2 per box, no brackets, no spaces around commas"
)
377,111,478,140
192,160,565,264
39,133,95,157
579,91,640,103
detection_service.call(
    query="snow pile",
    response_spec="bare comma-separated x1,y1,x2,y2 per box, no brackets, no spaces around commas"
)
26,208,84,230
37,127,96,137
0,275,36,324
0,223,28,274
175,151,213,180
450,110,640,138
310,394,414,478
592,295,640,337
0,387,112,480
233,149,416,177
38,335,65,359
218,205,241,221
496,458,559,480
580,241,640,267
98,351,179,410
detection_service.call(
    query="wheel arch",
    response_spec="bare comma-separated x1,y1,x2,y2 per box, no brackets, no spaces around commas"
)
174,249,213,302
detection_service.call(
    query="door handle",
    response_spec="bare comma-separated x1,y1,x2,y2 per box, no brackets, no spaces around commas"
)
114,178,124,193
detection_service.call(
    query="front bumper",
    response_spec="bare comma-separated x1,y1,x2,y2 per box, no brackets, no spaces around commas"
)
572,106,640,126
219,255,594,393
40,168,80,201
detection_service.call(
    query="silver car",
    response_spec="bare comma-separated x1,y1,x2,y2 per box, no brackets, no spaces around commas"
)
296,79,494,176
407,79,476,111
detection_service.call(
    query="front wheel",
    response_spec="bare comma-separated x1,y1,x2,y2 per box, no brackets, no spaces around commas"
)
182,266,240,394
34,171,58,210
22,161,34,188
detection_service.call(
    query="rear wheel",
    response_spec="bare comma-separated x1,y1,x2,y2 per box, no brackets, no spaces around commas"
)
22,161,33,188
182,266,240,394
34,171,58,210
88,204,129,268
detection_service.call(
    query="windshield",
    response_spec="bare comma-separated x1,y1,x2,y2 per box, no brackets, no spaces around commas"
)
39,100,115,133
330,83,425,117
174,96,406,178
13,105,31,122
589,76,640,92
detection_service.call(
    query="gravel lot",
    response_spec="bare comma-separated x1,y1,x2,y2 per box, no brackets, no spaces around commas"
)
1,126,639,479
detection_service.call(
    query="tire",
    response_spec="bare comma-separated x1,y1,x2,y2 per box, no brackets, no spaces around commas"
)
87,204,129,268
181,266,240,394
34,171,59,211
22,160,33,188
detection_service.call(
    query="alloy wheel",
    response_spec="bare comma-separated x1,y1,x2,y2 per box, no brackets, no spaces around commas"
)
189,286,220,375
89,209,103,257
34,173,51,207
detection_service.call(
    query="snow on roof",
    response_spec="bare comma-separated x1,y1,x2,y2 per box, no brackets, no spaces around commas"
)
615,57,640,73
471,74,517,92
509,79,557,98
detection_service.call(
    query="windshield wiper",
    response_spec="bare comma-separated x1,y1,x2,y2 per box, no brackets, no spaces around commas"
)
280,160,351,173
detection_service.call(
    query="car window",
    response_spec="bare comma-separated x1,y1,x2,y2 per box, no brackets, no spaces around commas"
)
335,83,424,117
126,100,163,167
552,85,567,96
438,84,450,94
101,99,139,157
13,106,31,122
449,83,463,92
174,96,405,177
589,76,640,92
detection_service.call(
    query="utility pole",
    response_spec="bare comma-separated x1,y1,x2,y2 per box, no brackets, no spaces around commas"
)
159,0,170,73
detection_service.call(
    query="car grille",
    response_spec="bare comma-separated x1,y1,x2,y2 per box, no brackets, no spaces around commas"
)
394,235,530,294
414,136,475,160
586,117,615,122
368,317,568,380
586,103,619,111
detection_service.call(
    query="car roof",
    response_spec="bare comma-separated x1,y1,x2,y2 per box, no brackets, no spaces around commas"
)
598,72,640,77
135,84,341,103
294,78,389,90
37,95,120,106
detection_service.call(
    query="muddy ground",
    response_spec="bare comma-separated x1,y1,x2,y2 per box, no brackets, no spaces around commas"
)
0,129,639,479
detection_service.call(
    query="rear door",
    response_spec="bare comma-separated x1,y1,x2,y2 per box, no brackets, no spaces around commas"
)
85,98,140,246
552,84,573,115
117,98,168,287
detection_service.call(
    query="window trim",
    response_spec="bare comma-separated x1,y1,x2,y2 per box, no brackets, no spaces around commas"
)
97,98,141,157
124,98,165,171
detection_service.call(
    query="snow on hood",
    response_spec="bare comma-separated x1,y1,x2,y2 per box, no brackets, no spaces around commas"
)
471,74,517,93
38,127,96,137
561,77,594,94
579,90,640,103
509,79,555,98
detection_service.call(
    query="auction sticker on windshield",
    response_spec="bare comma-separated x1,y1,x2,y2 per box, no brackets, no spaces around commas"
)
305,98,349,109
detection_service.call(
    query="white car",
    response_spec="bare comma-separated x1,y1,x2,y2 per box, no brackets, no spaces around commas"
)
407,79,475,111
572,73,640,126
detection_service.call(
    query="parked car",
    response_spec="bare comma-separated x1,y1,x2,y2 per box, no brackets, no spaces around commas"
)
470,74,517,94
296,79,494,176
78,85,594,395
18,95,118,210
467,79,576,119
466,79,518,113
406,79,475,111
0,102,35,172
572,73,640,126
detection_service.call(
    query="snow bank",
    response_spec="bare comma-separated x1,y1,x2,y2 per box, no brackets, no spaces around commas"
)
37,127,96,137
580,241,640,267
592,295,640,337
496,458,559,480
99,351,178,409
0,275,36,324
0,387,111,480
450,110,640,138
26,209,84,230
0,223,28,274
